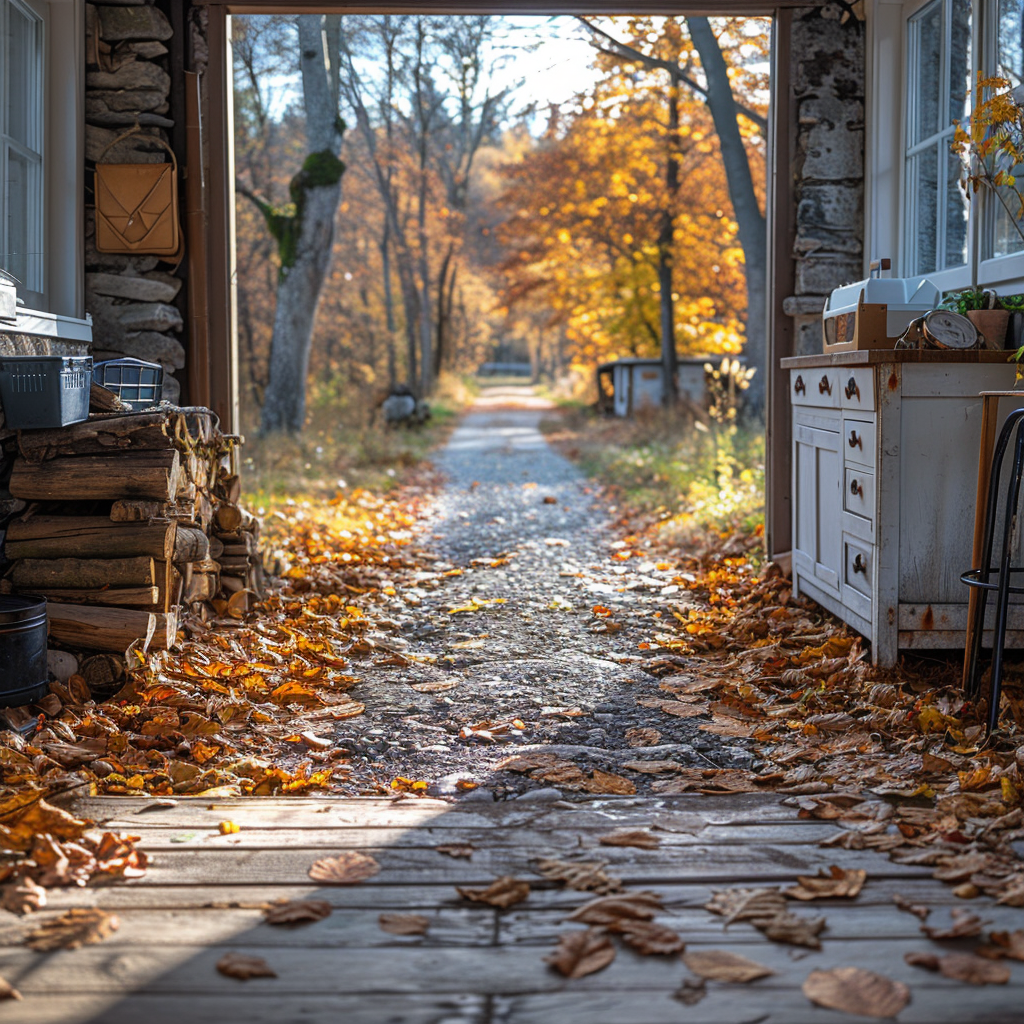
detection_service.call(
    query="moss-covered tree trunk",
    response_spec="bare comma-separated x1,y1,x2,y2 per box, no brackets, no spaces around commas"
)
259,16,346,435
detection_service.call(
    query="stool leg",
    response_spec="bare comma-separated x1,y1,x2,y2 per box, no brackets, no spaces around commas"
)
966,410,1024,699
987,419,1024,733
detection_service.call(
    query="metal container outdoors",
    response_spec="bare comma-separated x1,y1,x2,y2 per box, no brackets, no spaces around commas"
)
0,595,48,707
0,355,92,429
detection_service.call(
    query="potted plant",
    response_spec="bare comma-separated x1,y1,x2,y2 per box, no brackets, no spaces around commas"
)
939,288,1011,348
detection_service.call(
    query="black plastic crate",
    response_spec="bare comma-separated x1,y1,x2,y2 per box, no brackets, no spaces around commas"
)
0,356,92,429
95,358,163,405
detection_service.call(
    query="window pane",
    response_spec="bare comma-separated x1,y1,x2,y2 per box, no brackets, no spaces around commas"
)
944,146,969,267
5,4,40,150
3,148,41,292
998,0,1024,85
908,147,940,274
948,0,972,125
909,0,942,146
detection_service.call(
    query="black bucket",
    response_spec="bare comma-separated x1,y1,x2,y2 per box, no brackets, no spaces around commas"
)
0,595,48,707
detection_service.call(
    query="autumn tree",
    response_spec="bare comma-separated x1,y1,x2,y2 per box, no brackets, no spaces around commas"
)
236,15,348,435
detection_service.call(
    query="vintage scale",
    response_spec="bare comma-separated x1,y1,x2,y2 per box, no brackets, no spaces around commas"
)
822,258,942,353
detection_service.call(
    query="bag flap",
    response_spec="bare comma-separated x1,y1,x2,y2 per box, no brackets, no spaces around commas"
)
96,164,172,218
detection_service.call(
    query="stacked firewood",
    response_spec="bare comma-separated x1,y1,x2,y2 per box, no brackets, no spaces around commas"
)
0,397,261,667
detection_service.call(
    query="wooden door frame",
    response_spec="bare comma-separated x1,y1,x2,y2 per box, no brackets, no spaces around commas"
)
201,2,800,551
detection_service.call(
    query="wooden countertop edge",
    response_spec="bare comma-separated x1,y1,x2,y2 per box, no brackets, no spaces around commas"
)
781,350,1019,368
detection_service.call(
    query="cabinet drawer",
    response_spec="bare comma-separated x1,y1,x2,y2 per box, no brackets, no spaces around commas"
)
844,537,872,598
791,369,840,409
839,367,876,412
843,416,876,468
844,466,874,521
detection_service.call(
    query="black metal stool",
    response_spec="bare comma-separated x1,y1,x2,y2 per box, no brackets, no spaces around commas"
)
961,407,1024,733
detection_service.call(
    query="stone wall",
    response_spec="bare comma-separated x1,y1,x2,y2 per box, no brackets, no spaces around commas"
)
84,0,186,403
782,5,865,355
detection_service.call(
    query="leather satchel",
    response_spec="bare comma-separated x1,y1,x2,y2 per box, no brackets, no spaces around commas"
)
94,129,181,257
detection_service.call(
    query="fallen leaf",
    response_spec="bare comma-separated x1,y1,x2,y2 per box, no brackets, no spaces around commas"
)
610,918,685,954
0,976,21,1000
706,887,787,925
621,760,685,774
905,951,1011,985
308,852,381,884
785,866,866,901
0,877,46,915
435,844,474,859
760,910,827,949
535,858,623,894
597,829,660,850
262,899,333,926
892,894,930,919
682,949,775,982
586,769,636,795
986,930,1024,961
674,977,707,1005
378,912,430,935
216,953,277,980
802,967,910,1018
409,681,459,693
921,907,988,940
566,891,663,925
659,701,709,718
26,908,119,951
625,727,661,747
457,876,530,908
544,927,616,978
699,718,754,737
218,820,240,835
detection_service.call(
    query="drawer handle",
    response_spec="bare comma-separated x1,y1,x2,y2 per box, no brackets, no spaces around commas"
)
845,376,860,400
853,553,868,575
794,375,806,395
850,479,863,498
848,430,862,450
818,375,832,396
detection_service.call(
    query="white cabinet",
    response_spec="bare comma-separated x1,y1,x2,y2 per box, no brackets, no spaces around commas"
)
784,354,1023,666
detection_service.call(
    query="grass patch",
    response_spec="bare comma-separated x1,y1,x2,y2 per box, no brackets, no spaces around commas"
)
542,403,765,546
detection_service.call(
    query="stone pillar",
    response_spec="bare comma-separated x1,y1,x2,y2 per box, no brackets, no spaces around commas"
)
84,0,188,403
783,5,865,355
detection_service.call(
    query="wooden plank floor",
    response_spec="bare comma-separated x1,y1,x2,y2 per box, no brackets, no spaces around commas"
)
1,794,1023,1024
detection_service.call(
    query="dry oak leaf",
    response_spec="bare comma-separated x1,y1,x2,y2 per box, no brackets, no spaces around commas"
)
586,769,636,795
802,967,910,1019
785,866,866,901
610,918,685,955
0,877,47,915
625,727,661,747
987,930,1024,961
535,858,623,895
905,951,1010,985
262,898,333,926
760,910,827,949
920,907,988,940
682,949,775,983
435,844,474,859
892,894,930,920
621,760,685,774
706,887,787,925
26,908,119,951
674,977,707,1005
597,829,660,850
216,952,278,980
0,976,21,1001
457,876,530,909
566,891,664,925
379,912,430,936
308,852,381,884
544,927,617,979
658,701,710,718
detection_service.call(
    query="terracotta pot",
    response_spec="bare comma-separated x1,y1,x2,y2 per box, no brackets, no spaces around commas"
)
967,308,1011,349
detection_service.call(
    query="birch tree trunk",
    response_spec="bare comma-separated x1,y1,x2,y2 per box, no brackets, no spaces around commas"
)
259,16,346,435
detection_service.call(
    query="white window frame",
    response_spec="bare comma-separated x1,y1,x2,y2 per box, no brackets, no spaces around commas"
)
866,0,1024,294
0,0,46,308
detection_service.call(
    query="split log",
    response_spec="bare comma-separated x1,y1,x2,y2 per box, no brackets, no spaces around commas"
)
9,450,181,502
46,602,176,652
11,556,156,589
89,381,131,414
80,653,126,697
5,516,176,561
217,556,250,571
110,499,167,522
18,412,176,462
22,586,160,607
219,575,245,594
184,573,217,602
174,526,209,563
208,535,224,560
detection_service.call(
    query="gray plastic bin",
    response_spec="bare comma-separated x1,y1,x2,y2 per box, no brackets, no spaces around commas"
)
0,356,92,429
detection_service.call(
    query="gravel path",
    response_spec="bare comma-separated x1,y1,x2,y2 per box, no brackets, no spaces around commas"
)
335,387,763,798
